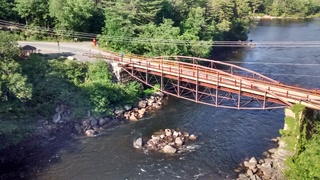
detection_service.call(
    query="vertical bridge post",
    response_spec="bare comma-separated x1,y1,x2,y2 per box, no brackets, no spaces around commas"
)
161,58,164,91
196,66,199,102
178,62,180,97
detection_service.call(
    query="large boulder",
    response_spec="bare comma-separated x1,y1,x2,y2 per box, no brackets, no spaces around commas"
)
52,112,61,124
138,108,146,115
130,115,138,122
246,169,254,176
155,91,164,97
138,101,147,108
165,129,172,137
249,157,258,166
175,137,183,147
189,134,197,140
148,99,155,106
74,123,82,133
98,118,108,126
82,119,91,126
124,112,131,119
124,105,132,111
268,148,277,154
162,145,176,154
90,118,98,126
85,130,96,137
133,138,143,149
172,131,179,138
114,109,124,115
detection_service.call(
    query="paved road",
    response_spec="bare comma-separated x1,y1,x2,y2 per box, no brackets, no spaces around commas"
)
18,41,111,62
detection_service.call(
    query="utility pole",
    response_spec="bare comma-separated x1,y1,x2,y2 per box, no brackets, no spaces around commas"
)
57,40,60,54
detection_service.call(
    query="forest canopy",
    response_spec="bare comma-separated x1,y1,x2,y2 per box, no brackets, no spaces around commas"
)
1,0,319,57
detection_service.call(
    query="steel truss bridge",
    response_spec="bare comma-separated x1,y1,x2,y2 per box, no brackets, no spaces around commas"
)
85,53,320,110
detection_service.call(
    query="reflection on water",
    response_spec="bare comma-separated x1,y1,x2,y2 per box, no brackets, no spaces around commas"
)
37,19,320,179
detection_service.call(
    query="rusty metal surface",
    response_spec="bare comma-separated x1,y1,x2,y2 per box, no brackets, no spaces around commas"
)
84,53,320,110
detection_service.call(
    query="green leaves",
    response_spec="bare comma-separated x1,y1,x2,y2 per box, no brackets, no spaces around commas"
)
138,19,180,56
0,32,32,102
49,0,96,31
14,0,50,26
281,105,320,179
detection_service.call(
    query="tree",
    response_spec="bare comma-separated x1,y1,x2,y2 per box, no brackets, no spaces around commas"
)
14,0,50,27
137,19,180,56
0,0,16,20
180,7,212,57
249,0,264,14
235,0,252,18
99,0,164,52
49,0,96,32
0,32,32,102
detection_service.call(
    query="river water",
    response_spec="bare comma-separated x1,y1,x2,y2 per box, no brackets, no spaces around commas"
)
35,19,320,179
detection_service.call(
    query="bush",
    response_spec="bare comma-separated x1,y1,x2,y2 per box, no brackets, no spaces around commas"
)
1,54,144,149
283,105,320,179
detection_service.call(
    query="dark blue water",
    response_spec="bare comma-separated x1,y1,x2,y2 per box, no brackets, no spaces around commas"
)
36,19,320,179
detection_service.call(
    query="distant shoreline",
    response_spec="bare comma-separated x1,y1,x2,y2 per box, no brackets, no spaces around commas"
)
252,15,319,20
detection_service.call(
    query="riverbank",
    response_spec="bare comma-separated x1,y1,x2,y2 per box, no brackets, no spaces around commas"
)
237,137,285,180
0,48,168,178
0,89,167,179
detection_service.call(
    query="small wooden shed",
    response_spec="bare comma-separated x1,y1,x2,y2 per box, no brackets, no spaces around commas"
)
21,45,37,57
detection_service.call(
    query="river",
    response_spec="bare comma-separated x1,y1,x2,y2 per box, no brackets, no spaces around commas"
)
30,19,320,179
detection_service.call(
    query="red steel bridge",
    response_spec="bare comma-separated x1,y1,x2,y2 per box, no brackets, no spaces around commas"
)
85,53,320,110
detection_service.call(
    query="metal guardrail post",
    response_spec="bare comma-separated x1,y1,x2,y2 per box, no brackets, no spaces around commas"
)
178,62,180,97
238,80,242,109
196,66,199,102
216,72,219,107
161,59,164,91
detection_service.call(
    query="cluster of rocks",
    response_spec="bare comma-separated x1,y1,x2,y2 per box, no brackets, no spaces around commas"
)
122,92,165,122
75,117,122,137
133,129,197,154
237,137,284,180
51,91,166,137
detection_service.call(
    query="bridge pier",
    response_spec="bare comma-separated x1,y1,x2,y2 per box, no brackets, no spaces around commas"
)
108,62,134,83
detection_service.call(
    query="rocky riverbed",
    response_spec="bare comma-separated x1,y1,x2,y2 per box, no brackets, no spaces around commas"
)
133,129,197,154
49,91,166,137
237,137,285,180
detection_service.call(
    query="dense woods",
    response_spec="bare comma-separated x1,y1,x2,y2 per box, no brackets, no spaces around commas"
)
1,0,319,57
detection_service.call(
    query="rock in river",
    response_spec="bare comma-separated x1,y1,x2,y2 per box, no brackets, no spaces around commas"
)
133,138,143,149
162,145,177,154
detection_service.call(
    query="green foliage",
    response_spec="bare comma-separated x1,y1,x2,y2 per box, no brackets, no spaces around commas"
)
99,0,253,57
0,0,16,20
2,0,319,43
285,121,320,179
0,38,142,149
0,32,32,102
14,0,51,26
49,0,96,32
137,19,180,56
143,84,160,96
258,0,320,17
280,105,320,179
123,81,143,103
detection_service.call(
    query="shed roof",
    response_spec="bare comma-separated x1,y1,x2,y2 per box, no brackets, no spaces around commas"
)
22,45,37,51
